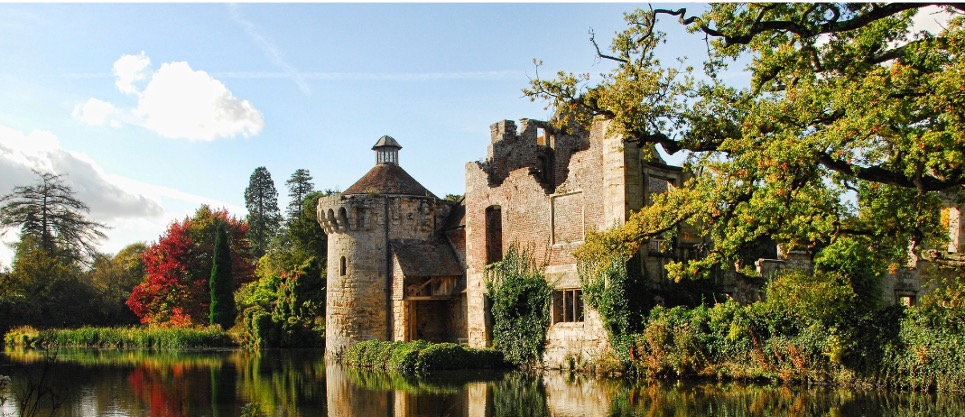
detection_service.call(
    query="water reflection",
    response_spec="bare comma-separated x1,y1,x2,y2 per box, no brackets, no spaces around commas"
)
1,349,963,416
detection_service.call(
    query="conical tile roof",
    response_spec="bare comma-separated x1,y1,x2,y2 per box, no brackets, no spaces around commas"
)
343,163,437,198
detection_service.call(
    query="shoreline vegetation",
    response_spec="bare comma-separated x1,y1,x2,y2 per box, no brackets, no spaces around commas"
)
3,325,234,350
341,340,506,375
3,308,964,395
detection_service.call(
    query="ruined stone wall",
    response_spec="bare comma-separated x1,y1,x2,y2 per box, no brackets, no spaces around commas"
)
319,192,452,356
462,118,631,358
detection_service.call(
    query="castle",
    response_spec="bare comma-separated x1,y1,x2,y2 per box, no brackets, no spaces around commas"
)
317,117,962,366
317,118,697,365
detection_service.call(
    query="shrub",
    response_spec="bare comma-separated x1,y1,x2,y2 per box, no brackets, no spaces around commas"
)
342,340,505,375
762,269,855,328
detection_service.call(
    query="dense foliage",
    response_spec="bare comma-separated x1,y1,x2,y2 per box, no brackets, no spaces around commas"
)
209,222,235,329
626,277,965,392
0,171,107,264
127,206,255,327
528,3,965,280
1,238,103,329
0,173,144,335
342,340,505,375
484,245,552,367
237,192,327,348
245,166,282,258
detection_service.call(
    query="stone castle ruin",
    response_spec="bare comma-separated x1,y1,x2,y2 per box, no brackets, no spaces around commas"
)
318,117,962,366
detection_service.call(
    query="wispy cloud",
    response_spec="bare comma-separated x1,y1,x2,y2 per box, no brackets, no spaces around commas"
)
227,4,311,96
64,70,525,82
213,70,526,81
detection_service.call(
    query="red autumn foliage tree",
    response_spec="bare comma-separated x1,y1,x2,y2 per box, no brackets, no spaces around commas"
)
127,205,256,326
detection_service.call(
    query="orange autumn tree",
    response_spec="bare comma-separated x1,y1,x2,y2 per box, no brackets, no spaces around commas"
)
127,206,256,326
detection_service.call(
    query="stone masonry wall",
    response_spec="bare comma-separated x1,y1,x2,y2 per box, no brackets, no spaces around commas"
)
319,192,451,356
462,118,631,363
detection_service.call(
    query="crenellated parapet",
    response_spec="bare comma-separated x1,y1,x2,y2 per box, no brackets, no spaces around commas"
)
317,192,449,238
317,192,379,235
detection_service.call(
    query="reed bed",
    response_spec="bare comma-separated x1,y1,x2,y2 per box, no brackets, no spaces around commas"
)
4,325,234,350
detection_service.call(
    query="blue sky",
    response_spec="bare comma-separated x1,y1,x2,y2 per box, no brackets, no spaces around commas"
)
0,3,952,267
0,2,713,265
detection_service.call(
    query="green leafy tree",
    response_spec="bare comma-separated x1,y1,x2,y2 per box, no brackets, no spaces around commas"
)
285,169,314,220
237,192,328,347
0,170,107,264
245,167,281,258
209,222,235,329
4,237,101,327
88,243,147,324
529,3,965,279
127,206,255,326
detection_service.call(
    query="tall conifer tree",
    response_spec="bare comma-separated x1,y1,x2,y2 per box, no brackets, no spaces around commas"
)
209,221,234,329
244,166,281,258
285,169,315,220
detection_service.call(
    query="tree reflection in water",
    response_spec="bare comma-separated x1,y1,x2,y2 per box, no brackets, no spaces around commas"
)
1,349,964,416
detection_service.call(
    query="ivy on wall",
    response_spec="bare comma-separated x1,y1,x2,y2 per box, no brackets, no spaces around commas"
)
578,253,655,358
485,244,552,367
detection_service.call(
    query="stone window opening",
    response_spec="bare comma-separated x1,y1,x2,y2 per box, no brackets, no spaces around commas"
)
339,256,347,276
896,292,916,306
485,205,503,264
552,288,584,324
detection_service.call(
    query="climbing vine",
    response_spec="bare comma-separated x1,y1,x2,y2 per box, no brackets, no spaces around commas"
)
578,253,644,357
485,244,552,367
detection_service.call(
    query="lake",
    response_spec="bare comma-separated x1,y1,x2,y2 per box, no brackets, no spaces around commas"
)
1,349,962,416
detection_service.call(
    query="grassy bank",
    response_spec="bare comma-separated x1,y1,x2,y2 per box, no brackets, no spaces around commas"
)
624,300,965,392
343,340,506,375
4,325,235,350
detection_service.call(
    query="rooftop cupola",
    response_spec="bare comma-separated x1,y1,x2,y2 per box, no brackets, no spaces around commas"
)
373,135,402,165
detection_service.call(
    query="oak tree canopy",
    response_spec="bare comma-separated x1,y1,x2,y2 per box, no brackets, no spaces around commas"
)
526,3,965,278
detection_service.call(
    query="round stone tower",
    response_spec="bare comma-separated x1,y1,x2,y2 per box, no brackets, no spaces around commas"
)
318,135,451,356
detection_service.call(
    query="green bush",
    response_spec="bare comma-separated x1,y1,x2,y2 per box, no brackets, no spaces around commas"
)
624,289,965,392
237,256,325,349
879,305,965,391
343,340,505,375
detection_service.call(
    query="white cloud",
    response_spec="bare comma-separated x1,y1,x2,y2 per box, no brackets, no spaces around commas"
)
113,52,151,95
133,61,263,141
73,98,120,128
0,124,246,267
76,53,264,141
0,125,164,223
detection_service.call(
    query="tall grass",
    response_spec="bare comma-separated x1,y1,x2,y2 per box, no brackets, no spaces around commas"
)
4,325,234,350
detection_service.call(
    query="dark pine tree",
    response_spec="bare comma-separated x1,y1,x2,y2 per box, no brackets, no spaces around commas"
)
209,222,235,329
285,169,315,221
244,166,281,258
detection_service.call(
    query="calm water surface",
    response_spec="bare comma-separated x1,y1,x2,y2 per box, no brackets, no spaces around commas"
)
0,349,962,416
